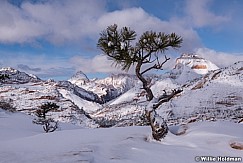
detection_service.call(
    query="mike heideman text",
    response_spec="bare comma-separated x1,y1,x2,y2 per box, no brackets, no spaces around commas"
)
195,156,242,162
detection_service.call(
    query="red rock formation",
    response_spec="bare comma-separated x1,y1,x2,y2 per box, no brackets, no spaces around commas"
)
191,65,207,69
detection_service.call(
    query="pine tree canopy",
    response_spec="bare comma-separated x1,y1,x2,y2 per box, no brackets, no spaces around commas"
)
97,24,183,71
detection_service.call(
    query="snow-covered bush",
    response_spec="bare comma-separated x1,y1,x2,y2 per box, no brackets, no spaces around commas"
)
0,99,16,112
33,102,59,133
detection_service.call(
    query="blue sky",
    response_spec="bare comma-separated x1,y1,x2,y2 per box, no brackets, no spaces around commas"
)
0,0,243,80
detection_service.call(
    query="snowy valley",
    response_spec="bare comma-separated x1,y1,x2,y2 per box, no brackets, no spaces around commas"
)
0,54,243,163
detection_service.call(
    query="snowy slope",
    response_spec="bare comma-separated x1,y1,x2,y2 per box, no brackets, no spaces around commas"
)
162,61,243,122
0,110,243,163
58,88,101,114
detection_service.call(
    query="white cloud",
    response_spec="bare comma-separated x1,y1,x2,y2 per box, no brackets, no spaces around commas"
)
195,48,243,68
0,1,201,51
0,52,75,80
185,0,229,28
0,1,46,43
70,55,123,74
0,0,105,44
97,7,202,51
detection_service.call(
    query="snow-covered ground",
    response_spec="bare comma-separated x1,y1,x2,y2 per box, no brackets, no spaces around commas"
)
1,109,242,163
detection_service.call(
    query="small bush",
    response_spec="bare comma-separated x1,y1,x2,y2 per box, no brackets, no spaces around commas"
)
33,102,59,133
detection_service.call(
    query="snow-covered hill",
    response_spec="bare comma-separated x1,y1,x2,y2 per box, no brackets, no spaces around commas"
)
162,61,243,124
68,70,89,85
1,109,243,163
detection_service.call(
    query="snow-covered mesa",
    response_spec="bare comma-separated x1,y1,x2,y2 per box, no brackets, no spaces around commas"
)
175,53,219,74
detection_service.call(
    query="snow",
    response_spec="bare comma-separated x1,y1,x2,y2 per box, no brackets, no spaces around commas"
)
108,41,113,47
120,42,126,50
151,78,179,97
110,86,139,105
0,67,40,84
92,61,243,127
0,67,18,73
58,88,101,113
68,71,89,85
173,64,202,84
0,110,243,163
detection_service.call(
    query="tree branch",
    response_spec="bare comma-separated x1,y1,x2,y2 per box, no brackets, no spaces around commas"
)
141,55,170,75
141,64,157,75
135,61,154,101
153,89,182,109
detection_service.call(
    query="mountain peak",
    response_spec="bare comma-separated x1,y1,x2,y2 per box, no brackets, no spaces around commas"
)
69,70,89,85
71,71,89,80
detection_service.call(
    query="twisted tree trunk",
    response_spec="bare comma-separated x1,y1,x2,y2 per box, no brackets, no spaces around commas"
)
135,61,153,101
136,61,182,141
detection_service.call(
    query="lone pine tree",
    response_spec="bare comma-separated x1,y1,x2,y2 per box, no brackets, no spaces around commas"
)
98,24,183,140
